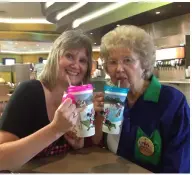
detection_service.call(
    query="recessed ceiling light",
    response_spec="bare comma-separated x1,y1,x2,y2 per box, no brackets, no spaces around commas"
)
56,2,87,21
90,33,93,35
72,2,131,28
156,11,160,14
15,42,18,45
116,24,120,27
45,1,55,9
94,43,96,45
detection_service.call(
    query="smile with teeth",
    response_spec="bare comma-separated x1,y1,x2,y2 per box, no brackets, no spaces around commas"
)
66,70,79,76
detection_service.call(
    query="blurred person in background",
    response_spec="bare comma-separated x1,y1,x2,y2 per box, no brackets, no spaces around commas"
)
34,57,45,79
0,29,93,171
92,25,190,173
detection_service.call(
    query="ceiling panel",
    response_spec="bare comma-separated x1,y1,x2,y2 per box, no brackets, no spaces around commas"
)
41,2,76,23
0,2,190,54
0,2,44,18
56,2,112,29
41,2,189,46
88,2,190,45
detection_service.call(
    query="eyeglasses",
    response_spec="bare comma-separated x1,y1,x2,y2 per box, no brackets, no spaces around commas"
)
105,57,138,68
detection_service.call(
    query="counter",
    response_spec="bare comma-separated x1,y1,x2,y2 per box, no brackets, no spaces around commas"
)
159,79,190,84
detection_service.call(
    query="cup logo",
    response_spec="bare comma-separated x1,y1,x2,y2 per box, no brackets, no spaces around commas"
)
137,136,154,156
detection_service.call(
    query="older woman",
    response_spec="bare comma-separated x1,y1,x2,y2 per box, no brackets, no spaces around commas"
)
93,25,190,173
0,29,92,171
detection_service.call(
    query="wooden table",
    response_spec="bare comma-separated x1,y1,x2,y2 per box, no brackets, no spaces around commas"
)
15,147,152,173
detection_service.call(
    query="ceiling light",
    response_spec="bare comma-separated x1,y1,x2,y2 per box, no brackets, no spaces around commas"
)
73,19,81,28
0,18,51,24
116,24,120,27
72,2,130,28
36,44,39,46
90,33,93,35
56,2,87,21
94,43,97,45
45,1,55,9
15,42,18,45
156,11,160,14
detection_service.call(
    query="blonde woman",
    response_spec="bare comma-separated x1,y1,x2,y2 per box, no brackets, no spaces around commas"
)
0,29,92,171
93,25,189,173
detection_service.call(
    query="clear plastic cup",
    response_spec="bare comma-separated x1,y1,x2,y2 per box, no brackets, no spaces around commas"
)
102,85,129,134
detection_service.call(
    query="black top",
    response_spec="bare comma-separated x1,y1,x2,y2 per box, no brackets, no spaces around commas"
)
0,80,50,138
0,80,70,157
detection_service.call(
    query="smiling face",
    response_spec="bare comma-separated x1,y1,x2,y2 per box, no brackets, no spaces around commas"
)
58,48,88,86
106,47,144,89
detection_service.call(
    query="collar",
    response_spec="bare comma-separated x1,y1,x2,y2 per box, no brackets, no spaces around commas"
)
143,75,161,103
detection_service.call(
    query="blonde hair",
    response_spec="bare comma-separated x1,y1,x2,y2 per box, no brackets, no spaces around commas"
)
100,25,155,79
39,29,92,90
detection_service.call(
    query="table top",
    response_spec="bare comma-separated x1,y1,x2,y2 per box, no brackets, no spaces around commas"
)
15,147,152,173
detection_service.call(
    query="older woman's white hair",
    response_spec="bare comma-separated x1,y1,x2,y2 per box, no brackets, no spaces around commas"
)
100,25,155,79
39,29,93,90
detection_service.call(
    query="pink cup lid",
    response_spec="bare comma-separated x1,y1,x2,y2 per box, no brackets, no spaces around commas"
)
67,84,93,93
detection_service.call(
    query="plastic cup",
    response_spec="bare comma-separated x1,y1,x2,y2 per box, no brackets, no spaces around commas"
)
102,85,129,134
62,84,95,137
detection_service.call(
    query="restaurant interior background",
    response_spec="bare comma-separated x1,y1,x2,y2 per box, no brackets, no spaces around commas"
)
0,1,190,115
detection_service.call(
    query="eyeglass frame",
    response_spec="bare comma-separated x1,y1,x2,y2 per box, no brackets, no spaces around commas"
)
104,56,138,68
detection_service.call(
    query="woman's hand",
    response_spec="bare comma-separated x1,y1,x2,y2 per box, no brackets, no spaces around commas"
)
50,98,79,135
92,92,105,145
64,131,84,149
93,92,104,113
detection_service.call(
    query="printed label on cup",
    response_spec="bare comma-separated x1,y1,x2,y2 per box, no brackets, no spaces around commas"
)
102,85,129,134
67,84,95,137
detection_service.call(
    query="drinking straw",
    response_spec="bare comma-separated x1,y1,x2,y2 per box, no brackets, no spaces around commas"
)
118,80,120,87
66,74,71,86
